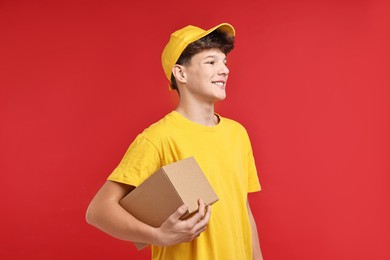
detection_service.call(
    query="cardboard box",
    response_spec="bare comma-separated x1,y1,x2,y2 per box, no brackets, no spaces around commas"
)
119,156,219,249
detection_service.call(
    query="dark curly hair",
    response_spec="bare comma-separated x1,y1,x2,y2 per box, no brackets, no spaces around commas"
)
170,30,235,91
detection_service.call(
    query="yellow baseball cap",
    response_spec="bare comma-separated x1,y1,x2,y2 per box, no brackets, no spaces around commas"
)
161,23,235,89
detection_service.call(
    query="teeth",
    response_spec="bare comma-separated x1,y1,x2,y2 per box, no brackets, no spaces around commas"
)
213,82,224,86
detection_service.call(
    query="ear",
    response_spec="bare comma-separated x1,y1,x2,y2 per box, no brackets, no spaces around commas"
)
172,65,187,84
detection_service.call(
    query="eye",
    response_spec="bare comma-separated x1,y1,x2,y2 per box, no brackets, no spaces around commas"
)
206,60,215,65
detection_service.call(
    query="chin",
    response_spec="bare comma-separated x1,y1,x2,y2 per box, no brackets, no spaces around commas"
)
214,90,226,100
215,94,226,101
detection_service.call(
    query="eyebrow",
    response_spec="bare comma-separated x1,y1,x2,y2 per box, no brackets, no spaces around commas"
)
202,55,227,61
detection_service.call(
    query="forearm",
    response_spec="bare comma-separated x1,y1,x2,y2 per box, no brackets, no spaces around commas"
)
86,181,159,245
247,200,263,260
86,199,157,244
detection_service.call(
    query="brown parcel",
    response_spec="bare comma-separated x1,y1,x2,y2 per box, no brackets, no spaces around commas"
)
119,157,219,250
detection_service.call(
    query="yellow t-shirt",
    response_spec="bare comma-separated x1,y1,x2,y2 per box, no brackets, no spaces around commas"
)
108,111,261,260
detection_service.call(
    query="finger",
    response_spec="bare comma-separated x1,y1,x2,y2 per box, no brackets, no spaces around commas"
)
168,204,188,222
189,205,211,236
194,213,210,236
204,204,211,220
197,199,206,218
194,205,211,232
186,199,206,226
192,227,206,239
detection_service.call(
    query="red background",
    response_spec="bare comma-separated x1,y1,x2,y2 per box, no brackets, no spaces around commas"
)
1,0,389,259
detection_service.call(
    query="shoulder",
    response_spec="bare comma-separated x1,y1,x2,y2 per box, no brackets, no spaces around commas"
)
219,116,253,147
220,115,248,133
140,112,177,140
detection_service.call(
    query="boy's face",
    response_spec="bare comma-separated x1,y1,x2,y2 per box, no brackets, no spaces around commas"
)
182,48,229,103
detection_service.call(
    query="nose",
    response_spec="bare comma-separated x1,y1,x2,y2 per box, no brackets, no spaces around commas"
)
219,63,229,76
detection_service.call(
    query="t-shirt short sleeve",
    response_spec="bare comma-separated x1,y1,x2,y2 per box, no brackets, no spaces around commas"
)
247,148,261,192
242,128,261,193
107,134,161,187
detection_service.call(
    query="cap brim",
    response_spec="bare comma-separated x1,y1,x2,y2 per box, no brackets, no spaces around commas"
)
193,23,235,44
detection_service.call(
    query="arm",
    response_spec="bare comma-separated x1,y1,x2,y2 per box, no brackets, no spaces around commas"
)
86,180,211,246
247,200,263,260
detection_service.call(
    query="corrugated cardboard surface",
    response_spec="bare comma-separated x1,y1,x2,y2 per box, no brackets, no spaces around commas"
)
119,157,218,250
163,157,219,214
119,168,183,227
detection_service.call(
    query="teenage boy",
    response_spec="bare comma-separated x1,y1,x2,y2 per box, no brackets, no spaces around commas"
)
86,23,263,260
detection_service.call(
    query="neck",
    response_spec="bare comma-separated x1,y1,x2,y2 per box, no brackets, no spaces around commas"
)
175,99,218,127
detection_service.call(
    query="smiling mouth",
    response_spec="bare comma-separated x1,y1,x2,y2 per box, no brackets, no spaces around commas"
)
212,81,226,87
